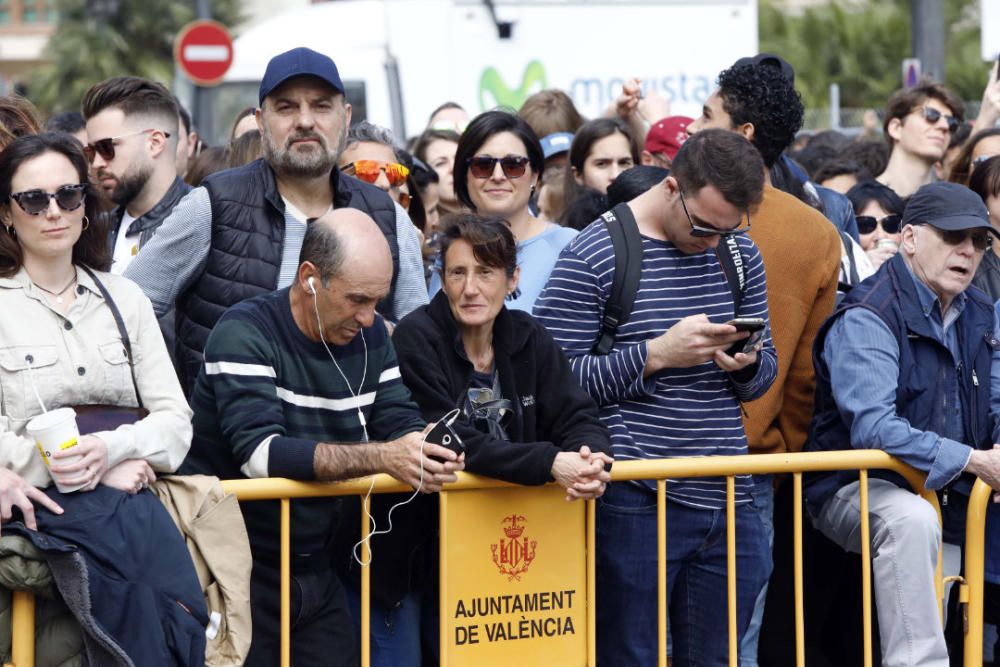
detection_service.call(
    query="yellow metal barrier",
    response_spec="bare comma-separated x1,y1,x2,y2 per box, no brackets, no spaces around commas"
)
963,478,994,665
1,450,970,667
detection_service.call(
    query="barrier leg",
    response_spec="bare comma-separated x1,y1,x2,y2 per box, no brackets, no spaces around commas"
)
9,590,35,667
793,473,805,667
726,476,737,667
280,498,291,667
657,479,667,667
859,471,873,667
440,491,449,667
963,480,991,666
587,499,596,667
360,491,371,667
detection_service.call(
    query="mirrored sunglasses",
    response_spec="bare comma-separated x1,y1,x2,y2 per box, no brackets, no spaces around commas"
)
467,155,530,179
917,106,959,134
83,129,170,164
343,160,410,187
10,184,87,216
856,214,902,235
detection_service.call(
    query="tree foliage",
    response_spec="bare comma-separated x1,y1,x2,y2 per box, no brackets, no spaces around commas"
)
760,0,992,110
27,0,242,114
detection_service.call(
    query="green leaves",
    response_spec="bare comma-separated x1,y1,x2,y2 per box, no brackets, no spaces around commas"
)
27,0,242,114
760,0,989,112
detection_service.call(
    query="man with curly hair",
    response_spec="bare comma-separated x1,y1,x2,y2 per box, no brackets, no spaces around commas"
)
688,53,842,667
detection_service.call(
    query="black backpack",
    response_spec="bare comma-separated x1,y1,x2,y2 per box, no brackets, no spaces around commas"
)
591,203,747,355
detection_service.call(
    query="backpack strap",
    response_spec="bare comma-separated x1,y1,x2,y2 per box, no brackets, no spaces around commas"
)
715,236,747,317
838,230,859,293
592,203,643,355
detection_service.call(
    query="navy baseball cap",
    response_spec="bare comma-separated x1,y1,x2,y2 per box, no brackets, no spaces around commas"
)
733,53,795,85
259,47,345,105
540,132,573,160
902,181,998,238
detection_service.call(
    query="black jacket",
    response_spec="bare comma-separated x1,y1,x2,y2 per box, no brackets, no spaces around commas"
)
972,246,1000,301
108,176,192,366
334,293,611,610
107,176,192,255
174,159,399,394
393,291,612,484
5,486,207,666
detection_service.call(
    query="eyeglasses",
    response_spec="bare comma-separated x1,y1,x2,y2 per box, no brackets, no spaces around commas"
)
467,155,530,180
973,154,997,168
83,129,171,164
678,190,752,237
915,106,959,134
10,184,87,216
921,224,993,251
342,160,410,187
856,214,902,235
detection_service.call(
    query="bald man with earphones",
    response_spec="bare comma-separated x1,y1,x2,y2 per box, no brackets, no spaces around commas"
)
182,208,461,667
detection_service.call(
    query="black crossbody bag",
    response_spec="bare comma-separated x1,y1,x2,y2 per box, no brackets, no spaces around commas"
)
72,266,149,434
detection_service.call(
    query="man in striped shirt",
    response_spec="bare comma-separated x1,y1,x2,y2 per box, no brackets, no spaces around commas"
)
534,129,777,666
182,209,462,667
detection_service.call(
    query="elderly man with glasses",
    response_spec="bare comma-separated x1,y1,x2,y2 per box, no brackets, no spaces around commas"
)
534,128,777,666
807,182,1000,667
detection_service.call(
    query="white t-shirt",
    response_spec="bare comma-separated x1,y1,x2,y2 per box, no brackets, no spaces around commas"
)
111,211,139,275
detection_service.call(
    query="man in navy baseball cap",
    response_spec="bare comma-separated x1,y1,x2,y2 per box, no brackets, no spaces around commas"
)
258,46,345,105
807,178,1000,667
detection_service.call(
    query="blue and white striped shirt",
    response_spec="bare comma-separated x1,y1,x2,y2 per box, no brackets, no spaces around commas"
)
533,220,777,508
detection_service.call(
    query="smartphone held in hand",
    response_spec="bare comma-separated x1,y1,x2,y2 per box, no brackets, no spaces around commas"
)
724,318,765,357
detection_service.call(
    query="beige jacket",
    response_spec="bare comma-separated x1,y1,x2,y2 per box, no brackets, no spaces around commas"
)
151,475,252,667
0,267,191,486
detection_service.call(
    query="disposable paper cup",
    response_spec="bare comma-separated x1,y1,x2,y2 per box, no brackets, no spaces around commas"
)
26,407,85,494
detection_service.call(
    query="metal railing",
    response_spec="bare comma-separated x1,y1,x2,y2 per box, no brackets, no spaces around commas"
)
3,450,990,667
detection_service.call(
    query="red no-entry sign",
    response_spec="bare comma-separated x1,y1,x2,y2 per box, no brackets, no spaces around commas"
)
174,20,234,87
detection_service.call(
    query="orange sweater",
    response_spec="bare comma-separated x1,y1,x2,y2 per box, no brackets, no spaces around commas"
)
743,186,841,455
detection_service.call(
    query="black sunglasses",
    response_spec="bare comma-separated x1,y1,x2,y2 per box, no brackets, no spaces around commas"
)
921,224,993,252
856,214,902,235
83,128,171,164
467,155,530,179
678,190,751,238
916,106,959,134
10,184,87,216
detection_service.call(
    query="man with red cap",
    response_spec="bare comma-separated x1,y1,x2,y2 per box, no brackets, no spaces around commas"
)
641,115,693,169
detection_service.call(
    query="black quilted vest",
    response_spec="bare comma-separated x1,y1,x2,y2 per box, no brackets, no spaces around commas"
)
175,158,399,393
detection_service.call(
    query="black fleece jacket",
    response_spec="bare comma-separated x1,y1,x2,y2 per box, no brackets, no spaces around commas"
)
394,291,612,484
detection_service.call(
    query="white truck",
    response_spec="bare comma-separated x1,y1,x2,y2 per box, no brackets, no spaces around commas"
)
202,0,758,143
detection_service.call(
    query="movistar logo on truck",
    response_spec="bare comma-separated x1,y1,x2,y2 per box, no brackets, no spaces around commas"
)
479,61,548,110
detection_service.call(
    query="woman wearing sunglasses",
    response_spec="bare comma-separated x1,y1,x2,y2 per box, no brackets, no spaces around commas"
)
969,155,1000,299
847,180,905,271
434,109,577,312
0,133,204,661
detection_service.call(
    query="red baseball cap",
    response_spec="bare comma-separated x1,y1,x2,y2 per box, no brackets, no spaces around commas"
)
644,116,694,160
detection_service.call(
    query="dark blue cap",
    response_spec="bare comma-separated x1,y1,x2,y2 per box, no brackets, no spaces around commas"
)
540,132,573,160
259,47,344,105
902,181,997,237
733,53,795,85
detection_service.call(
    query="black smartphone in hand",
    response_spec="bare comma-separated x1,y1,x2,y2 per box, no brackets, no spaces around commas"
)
426,419,464,463
724,318,765,357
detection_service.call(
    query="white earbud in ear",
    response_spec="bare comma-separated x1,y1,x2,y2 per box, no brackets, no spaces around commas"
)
307,276,316,295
